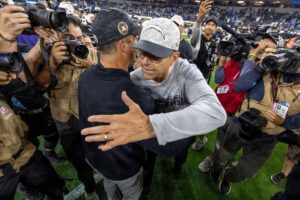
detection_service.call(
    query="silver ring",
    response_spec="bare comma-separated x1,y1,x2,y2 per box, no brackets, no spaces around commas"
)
104,134,108,141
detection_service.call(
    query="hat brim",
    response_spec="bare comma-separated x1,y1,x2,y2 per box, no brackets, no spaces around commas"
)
134,40,173,58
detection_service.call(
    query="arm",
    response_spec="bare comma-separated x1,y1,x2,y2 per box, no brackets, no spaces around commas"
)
282,113,300,130
214,56,228,84
215,66,225,84
0,6,30,52
234,60,264,92
191,0,213,47
149,67,226,145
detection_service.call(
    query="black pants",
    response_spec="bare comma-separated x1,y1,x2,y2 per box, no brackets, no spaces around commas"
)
0,150,64,200
142,137,195,194
212,117,277,183
20,106,59,150
54,115,96,193
271,162,300,200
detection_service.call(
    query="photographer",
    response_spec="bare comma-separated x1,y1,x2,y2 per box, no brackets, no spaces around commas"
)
0,5,65,200
208,37,300,195
0,27,67,165
49,14,99,200
197,36,250,173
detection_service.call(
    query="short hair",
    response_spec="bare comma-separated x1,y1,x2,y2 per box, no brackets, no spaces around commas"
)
67,14,82,29
98,36,133,55
98,41,118,55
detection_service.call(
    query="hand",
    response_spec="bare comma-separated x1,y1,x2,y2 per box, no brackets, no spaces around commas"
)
0,71,11,85
49,41,70,70
250,38,276,56
265,110,285,126
81,91,156,151
34,27,59,46
0,6,31,41
197,0,213,22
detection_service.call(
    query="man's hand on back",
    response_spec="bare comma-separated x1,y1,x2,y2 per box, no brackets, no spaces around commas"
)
81,91,156,151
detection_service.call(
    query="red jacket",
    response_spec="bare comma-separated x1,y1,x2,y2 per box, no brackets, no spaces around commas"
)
215,59,246,115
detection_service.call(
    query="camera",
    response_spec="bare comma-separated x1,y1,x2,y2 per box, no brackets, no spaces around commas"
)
219,25,254,59
65,40,89,59
23,4,68,33
0,52,25,73
238,108,267,140
261,48,300,74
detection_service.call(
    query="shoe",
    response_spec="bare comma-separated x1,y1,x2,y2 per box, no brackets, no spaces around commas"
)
270,172,286,185
85,191,99,200
198,156,214,173
219,178,231,194
191,136,208,151
44,151,66,164
210,169,221,184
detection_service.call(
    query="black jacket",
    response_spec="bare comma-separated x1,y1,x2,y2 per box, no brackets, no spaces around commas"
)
78,64,154,180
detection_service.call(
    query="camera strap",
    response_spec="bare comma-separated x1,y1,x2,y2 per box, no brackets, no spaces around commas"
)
40,38,58,90
271,72,279,102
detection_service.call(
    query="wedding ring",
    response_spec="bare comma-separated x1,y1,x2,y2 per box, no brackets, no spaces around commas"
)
104,134,108,141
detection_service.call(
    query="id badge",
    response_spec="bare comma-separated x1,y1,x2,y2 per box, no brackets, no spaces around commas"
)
273,101,289,118
217,85,230,94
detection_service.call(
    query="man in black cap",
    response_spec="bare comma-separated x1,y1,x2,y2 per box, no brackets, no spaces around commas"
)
78,9,154,200
191,0,217,79
191,0,218,151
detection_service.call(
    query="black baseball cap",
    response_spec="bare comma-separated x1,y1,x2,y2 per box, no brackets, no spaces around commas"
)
92,9,141,47
205,17,218,26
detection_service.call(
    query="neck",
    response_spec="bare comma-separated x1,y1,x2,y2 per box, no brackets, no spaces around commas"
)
100,54,129,72
203,32,212,41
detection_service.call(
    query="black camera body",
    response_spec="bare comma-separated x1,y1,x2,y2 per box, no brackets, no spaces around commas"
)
65,40,89,60
0,52,25,73
219,25,255,59
219,38,252,59
22,4,69,33
238,108,267,140
261,48,300,74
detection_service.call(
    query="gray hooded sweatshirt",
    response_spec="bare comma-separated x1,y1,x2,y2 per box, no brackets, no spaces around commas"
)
130,58,226,145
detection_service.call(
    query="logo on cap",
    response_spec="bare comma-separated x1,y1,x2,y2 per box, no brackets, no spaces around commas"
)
118,22,129,35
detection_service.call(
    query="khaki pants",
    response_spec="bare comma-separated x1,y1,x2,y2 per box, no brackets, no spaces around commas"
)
282,145,300,176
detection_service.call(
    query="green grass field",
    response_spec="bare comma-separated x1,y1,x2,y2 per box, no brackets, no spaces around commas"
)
16,69,287,200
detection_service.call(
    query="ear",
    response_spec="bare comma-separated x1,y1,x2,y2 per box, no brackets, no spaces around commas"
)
171,51,180,62
118,39,127,53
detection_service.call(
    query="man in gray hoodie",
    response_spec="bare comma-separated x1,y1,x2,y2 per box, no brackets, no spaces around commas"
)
81,17,226,153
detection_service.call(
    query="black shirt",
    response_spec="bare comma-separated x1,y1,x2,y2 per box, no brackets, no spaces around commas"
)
78,64,155,180
179,39,193,62
194,35,216,79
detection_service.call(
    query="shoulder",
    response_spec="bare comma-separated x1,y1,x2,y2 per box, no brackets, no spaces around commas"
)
130,68,144,85
174,59,204,81
79,64,98,81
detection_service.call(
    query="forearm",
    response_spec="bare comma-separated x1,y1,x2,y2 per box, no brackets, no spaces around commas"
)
283,113,300,130
234,60,264,92
149,95,226,145
34,64,52,88
24,39,42,77
215,66,225,84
